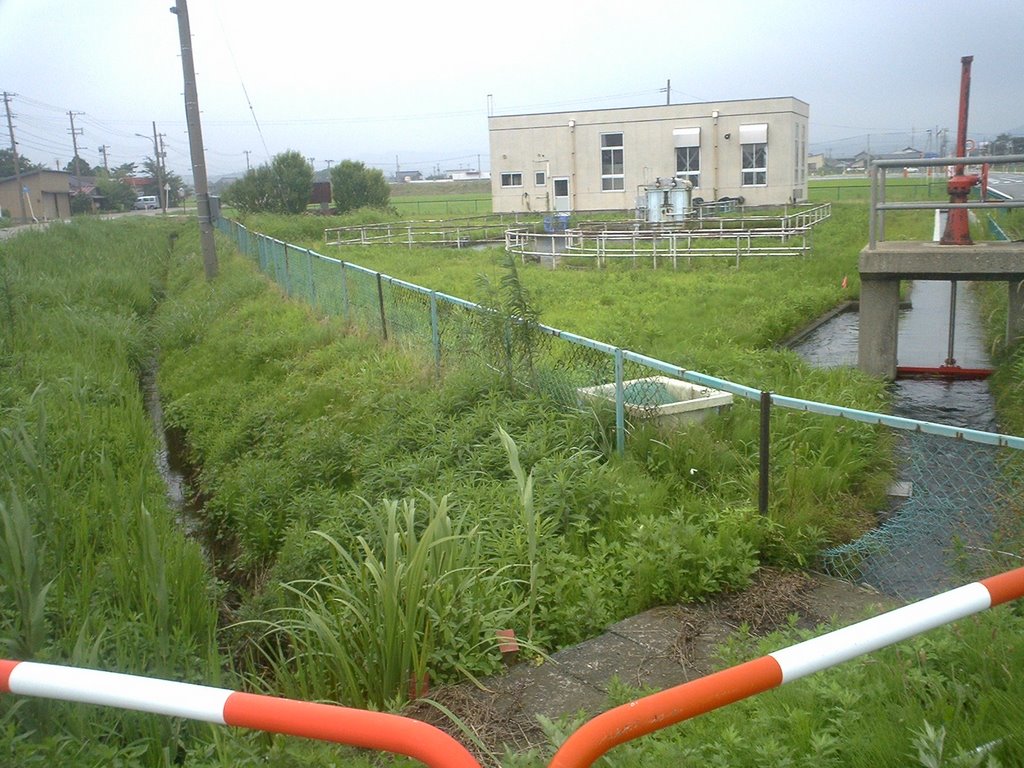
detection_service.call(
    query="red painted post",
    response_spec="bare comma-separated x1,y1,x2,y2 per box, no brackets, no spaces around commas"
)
940,55,980,245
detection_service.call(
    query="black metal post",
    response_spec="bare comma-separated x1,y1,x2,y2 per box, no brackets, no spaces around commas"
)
377,272,388,340
759,390,771,515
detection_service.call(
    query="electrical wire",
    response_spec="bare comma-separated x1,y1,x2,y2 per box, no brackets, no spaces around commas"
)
210,0,270,162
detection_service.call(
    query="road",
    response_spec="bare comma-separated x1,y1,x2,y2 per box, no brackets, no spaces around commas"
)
985,171,1024,201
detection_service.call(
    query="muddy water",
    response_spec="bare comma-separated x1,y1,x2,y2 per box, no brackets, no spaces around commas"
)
792,280,997,430
791,280,1004,599
141,361,205,547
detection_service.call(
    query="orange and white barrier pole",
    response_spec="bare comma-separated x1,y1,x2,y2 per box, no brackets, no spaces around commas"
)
0,660,481,768
3,567,1024,767
550,566,1024,768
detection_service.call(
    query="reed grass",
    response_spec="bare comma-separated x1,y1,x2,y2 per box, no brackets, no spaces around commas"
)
244,494,516,709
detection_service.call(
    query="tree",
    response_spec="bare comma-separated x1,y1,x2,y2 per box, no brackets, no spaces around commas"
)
269,150,314,214
0,148,45,178
140,158,185,207
95,174,138,211
221,150,313,214
330,160,390,214
989,133,1024,156
223,166,273,213
64,156,98,176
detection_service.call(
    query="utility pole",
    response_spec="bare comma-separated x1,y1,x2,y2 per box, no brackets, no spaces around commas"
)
243,149,251,171
98,144,110,173
325,159,333,170
151,121,164,212
666,78,671,106
158,131,169,211
3,91,28,223
172,0,218,280
67,111,85,177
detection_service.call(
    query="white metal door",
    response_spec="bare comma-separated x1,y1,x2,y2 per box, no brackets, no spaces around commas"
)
553,177,570,212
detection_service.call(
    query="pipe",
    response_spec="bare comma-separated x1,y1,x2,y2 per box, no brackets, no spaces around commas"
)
0,661,480,768
549,566,1024,768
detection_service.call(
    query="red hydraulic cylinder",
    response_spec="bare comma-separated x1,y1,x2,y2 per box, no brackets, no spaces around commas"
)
940,55,979,245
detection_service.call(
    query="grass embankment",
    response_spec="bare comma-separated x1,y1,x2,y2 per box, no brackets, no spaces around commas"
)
0,220,221,764
3,195,1022,764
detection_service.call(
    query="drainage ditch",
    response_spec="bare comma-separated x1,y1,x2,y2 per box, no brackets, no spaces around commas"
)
791,280,1006,600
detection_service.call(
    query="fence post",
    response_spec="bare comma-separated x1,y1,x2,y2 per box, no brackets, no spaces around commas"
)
614,348,625,457
283,241,292,295
305,249,316,307
759,390,771,515
376,272,388,341
340,261,350,322
430,291,441,379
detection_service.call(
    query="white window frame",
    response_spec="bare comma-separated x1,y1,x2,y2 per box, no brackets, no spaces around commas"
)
673,127,701,187
601,132,624,191
535,171,546,186
500,172,523,188
740,123,768,187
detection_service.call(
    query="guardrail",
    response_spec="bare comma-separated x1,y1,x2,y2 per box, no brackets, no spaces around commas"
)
550,565,1024,767
4,565,1023,766
503,203,830,268
868,153,1024,247
325,213,537,247
505,227,812,268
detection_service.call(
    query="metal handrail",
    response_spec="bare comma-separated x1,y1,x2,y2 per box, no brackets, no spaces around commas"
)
868,154,1024,247
549,565,1024,767
4,566,1023,766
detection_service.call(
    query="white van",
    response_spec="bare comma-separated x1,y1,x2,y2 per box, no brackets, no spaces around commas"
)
133,195,159,210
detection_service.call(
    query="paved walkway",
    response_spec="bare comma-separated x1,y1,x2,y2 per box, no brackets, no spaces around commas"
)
414,571,896,755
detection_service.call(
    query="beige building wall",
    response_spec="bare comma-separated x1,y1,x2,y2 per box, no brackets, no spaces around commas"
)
0,170,72,222
489,97,809,213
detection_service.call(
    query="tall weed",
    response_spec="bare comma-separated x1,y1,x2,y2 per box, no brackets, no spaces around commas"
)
247,495,516,708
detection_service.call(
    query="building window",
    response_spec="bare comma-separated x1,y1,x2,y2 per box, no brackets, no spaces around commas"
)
535,171,546,186
601,132,624,191
673,127,700,187
500,172,523,188
740,123,768,186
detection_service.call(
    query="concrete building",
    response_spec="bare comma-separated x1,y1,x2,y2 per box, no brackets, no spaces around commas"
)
488,97,809,213
0,169,72,222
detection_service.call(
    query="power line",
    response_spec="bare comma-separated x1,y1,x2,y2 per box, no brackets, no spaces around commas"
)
210,0,269,162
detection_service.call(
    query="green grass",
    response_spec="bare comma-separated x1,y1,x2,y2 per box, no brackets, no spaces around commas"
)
3,184,1023,765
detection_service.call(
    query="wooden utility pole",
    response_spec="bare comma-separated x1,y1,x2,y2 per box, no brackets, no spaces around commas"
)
2,91,28,223
98,144,110,173
172,0,217,280
67,111,85,177
158,130,169,212
151,121,164,213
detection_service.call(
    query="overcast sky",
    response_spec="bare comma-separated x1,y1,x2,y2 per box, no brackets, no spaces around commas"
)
1,0,1022,181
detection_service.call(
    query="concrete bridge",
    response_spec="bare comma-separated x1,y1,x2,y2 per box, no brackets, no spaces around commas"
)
857,157,1024,379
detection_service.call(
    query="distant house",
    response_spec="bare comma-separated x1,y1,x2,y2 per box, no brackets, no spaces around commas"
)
125,176,152,192
0,169,72,222
447,168,490,181
394,170,423,183
846,147,924,172
806,153,827,175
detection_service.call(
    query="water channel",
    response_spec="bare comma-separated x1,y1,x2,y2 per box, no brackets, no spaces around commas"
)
792,280,1007,600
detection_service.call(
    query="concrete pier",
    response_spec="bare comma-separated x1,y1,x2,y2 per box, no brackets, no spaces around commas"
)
858,241,1024,379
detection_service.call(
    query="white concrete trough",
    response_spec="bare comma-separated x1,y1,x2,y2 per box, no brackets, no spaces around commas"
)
576,375,733,429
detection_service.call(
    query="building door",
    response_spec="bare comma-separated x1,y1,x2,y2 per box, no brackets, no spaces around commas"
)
553,177,571,212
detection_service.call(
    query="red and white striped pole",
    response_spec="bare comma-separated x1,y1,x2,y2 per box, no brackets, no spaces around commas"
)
0,661,481,768
549,566,1024,768
3,567,1024,767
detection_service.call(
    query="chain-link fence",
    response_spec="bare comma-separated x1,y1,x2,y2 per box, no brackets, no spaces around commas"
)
216,218,1024,601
